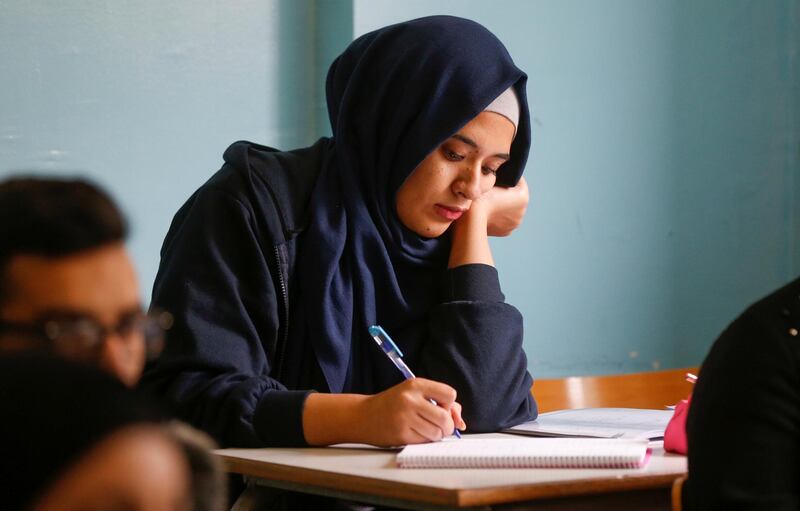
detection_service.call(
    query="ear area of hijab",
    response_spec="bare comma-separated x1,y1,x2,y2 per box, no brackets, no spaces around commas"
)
483,86,520,139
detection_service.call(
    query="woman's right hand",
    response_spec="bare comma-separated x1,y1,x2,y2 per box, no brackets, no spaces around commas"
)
357,378,466,446
303,378,466,447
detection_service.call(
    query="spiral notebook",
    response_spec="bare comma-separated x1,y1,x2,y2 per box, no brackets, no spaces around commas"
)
396,438,651,469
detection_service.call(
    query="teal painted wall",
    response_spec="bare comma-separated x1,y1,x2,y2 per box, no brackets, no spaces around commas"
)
0,0,324,301
2,1,797,377
670,2,800,366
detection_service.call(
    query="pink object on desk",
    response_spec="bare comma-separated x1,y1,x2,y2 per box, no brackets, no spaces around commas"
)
663,394,691,454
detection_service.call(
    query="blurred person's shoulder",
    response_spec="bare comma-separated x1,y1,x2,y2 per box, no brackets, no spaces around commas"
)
708,276,800,373
743,276,800,348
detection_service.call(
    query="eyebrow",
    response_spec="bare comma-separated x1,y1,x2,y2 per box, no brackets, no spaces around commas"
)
450,134,511,160
34,304,144,323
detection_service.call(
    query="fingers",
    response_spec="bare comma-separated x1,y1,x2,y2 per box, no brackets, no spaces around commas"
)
411,378,465,435
400,379,463,442
411,378,457,407
515,178,530,208
415,400,455,440
451,401,467,431
410,379,466,438
405,427,435,444
411,410,451,442
366,379,467,445
485,177,528,237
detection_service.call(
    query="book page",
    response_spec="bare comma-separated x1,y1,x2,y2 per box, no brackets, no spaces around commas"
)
505,408,673,440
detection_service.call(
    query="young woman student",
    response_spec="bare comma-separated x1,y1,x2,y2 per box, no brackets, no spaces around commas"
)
683,276,800,509
141,15,537,448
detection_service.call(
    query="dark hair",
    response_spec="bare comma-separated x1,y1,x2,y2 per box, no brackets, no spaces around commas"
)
0,176,128,302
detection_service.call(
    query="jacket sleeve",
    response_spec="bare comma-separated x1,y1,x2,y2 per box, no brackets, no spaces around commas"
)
685,309,800,510
140,186,311,448
418,264,536,432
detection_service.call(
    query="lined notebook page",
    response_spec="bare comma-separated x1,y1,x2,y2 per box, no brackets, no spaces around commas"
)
396,438,650,469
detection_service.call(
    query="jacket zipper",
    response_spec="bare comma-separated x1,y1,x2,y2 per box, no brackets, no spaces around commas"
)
273,245,289,381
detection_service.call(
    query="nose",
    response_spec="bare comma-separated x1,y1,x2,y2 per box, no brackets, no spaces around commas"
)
453,164,483,200
99,334,144,387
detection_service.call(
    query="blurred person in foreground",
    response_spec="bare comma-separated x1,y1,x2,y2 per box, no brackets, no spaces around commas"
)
683,276,800,510
0,354,191,511
0,176,226,511
0,176,153,385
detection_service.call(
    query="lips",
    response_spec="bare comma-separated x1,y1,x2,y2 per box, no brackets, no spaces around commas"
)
434,204,465,221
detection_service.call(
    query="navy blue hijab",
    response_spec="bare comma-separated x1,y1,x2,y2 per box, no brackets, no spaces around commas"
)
298,16,531,393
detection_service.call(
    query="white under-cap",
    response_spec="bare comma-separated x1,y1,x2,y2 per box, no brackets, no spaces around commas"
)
483,87,519,135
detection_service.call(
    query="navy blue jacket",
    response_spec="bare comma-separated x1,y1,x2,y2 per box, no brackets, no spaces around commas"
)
141,140,536,447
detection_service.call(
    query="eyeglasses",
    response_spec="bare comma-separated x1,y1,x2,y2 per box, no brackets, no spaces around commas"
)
0,310,173,362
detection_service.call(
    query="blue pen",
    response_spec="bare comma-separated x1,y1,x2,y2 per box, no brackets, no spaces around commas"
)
369,325,461,439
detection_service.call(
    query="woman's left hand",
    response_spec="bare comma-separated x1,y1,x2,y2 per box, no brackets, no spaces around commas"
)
477,176,529,237
448,177,529,268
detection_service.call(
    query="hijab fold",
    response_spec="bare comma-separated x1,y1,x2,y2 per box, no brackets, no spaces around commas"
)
298,16,532,393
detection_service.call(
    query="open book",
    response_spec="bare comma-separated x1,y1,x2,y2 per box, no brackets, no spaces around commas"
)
396,438,650,469
503,408,673,440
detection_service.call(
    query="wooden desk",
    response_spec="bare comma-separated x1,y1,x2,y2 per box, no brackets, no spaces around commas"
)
216,433,686,510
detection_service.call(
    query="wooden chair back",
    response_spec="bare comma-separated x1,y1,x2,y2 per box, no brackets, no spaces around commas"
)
533,367,698,413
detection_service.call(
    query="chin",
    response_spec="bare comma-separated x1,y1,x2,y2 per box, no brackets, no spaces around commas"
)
415,224,449,239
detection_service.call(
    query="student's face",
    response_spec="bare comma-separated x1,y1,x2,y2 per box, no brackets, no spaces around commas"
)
0,243,144,386
396,111,515,238
32,426,191,511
